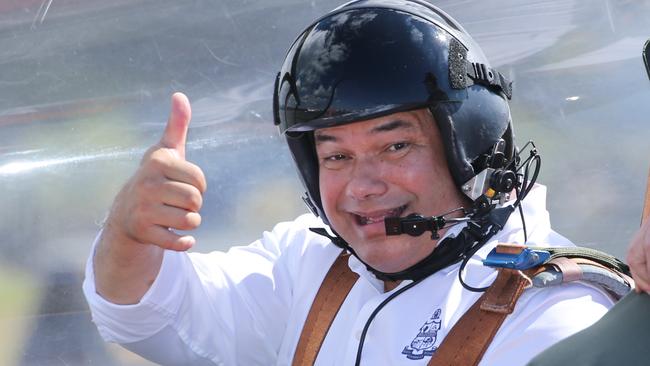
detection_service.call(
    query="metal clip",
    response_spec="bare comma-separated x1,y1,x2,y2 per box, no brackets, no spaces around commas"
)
483,243,550,270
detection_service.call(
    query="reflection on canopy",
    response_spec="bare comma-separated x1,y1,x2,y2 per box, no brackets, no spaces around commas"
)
1,0,649,364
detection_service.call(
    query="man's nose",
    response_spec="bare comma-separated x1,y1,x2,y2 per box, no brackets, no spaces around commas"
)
346,158,388,200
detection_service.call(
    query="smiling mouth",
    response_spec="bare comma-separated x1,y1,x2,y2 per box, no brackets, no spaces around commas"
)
354,205,408,226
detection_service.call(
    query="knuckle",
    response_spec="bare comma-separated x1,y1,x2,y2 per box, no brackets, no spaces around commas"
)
132,198,151,217
131,204,156,233
186,191,203,212
131,171,159,194
147,151,170,170
198,172,207,193
131,215,149,235
180,212,201,230
140,146,158,164
124,221,145,243
192,212,202,227
140,176,159,192
178,216,193,231
189,163,207,192
158,235,177,250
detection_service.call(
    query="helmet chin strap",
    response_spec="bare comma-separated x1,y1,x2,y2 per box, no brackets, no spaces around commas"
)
309,225,468,282
309,206,513,282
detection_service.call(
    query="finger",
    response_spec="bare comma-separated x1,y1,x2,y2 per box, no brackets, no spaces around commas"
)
628,249,650,293
159,180,203,212
160,92,192,159
142,225,195,251
627,251,648,280
632,271,650,293
627,234,642,264
643,241,650,289
163,160,207,193
627,226,645,261
148,204,202,231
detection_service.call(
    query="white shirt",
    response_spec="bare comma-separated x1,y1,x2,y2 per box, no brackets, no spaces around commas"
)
83,186,614,365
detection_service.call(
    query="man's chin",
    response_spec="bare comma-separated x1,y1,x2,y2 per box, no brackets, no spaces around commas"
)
349,240,416,274
363,256,412,274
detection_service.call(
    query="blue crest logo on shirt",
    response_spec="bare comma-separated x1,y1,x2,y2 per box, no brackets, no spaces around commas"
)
402,308,442,360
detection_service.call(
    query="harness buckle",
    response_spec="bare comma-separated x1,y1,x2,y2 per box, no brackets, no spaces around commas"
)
483,243,550,270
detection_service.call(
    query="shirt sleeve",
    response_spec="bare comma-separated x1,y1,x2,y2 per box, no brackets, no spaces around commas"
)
82,216,317,365
480,282,614,366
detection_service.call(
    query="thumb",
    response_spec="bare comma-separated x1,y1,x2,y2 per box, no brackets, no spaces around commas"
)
160,92,192,159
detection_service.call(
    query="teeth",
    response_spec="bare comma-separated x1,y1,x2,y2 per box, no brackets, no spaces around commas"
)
356,206,406,226
360,216,384,225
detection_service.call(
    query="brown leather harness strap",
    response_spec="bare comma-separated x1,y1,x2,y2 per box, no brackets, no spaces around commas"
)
556,257,634,290
293,243,627,365
427,247,633,365
427,268,533,366
292,252,359,366
292,254,536,366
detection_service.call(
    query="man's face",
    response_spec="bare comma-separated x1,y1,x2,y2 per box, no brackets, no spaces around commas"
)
315,109,469,273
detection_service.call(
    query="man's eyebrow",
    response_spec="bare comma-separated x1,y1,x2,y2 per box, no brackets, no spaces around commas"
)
370,119,416,133
314,119,416,143
314,132,337,143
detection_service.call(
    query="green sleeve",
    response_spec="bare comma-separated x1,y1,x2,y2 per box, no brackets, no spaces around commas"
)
527,292,650,366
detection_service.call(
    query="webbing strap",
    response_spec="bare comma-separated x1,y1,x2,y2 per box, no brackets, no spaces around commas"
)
562,257,633,285
292,252,359,366
428,268,531,366
529,246,630,275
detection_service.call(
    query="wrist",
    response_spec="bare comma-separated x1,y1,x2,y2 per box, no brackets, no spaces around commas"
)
93,223,164,305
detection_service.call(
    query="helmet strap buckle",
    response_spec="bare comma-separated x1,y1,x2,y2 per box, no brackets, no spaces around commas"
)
465,61,513,99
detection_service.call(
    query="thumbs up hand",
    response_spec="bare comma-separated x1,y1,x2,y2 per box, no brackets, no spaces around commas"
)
105,92,207,251
93,93,206,304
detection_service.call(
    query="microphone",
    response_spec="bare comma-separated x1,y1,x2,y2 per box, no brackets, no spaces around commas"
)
384,213,447,239
385,209,473,240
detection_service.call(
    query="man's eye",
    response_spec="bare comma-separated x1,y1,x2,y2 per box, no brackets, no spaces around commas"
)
325,153,347,161
388,142,409,152
320,153,349,169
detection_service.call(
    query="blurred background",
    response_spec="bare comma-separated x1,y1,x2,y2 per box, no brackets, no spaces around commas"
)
0,0,648,364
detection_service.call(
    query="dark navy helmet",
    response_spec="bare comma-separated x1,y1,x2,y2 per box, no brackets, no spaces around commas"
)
273,0,515,224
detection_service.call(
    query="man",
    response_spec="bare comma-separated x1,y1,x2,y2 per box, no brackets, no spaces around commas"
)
83,1,616,364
